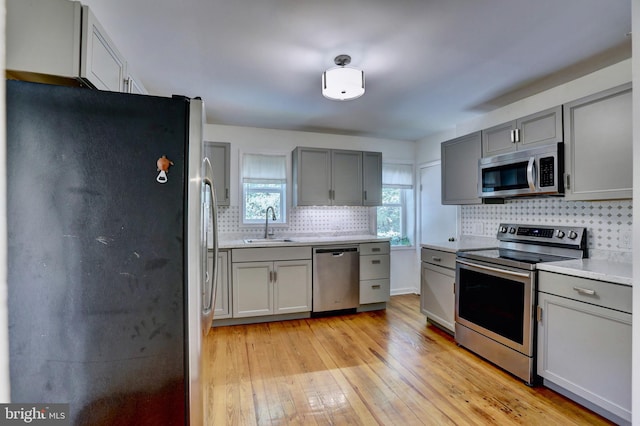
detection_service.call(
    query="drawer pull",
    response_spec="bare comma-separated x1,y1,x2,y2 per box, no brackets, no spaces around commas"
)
371,260,381,264
372,248,381,252
372,285,381,289
573,287,596,296
432,256,442,262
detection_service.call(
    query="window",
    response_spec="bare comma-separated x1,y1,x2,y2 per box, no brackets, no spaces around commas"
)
241,153,287,224
377,163,414,246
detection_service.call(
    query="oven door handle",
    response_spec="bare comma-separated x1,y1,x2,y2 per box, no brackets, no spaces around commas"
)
456,259,531,279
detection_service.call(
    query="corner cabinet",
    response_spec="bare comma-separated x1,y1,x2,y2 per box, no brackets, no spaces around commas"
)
204,142,231,206
293,147,379,206
482,106,562,157
231,247,312,318
7,0,141,93
441,131,482,205
537,271,631,425
563,83,632,200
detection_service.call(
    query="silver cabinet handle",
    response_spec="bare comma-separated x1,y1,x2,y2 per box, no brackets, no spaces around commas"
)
225,188,229,200
432,256,442,262
371,260,381,265
372,247,381,252
372,285,381,289
573,287,596,296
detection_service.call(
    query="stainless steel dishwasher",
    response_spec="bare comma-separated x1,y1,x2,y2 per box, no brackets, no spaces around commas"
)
313,246,360,313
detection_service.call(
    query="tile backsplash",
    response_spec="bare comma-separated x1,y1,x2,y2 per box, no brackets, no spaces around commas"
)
461,198,633,252
217,206,372,239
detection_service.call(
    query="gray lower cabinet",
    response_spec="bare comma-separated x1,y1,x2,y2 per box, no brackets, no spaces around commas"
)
231,247,312,318
420,248,456,333
204,141,231,206
482,106,562,157
563,83,632,200
212,250,231,320
441,131,482,205
537,271,631,425
359,242,390,304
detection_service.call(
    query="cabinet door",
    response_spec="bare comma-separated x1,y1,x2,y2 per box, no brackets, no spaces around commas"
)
125,70,148,95
332,150,363,205
80,6,126,91
441,132,482,205
213,251,231,319
563,83,632,200
482,121,517,156
6,0,82,79
537,292,631,422
273,260,312,314
294,148,331,206
232,262,272,317
362,151,383,206
420,263,455,333
204,142,231,206
517,106,562,149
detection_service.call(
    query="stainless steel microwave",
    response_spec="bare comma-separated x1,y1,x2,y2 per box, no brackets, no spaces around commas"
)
478,143,564,198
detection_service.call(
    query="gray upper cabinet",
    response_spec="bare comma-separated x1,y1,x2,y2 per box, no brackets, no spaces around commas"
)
441,132,482,205
332,150,363,206
362,151,383,206
293,147,332,205
482,106,562,157
204,141,231,206
7,0,130,92
293,147,376,206
563,83,632,201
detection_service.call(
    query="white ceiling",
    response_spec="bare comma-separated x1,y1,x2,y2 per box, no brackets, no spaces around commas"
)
82,0,631,141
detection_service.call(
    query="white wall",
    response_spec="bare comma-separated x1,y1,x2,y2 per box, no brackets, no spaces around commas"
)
204,124,421,293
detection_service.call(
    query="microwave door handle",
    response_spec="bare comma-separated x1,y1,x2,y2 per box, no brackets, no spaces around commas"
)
526,157,536,191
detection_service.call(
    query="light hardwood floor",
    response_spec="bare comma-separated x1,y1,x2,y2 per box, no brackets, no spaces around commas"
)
204,294,613,425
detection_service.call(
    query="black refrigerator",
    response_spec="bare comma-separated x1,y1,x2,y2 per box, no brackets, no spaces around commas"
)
6,80,218,425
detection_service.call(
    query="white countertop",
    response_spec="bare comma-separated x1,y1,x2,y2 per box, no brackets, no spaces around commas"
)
219,234,390,249
537,258,632,286
420,236,498,253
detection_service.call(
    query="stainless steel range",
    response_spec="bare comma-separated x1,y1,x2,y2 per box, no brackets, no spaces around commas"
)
455,223,588,385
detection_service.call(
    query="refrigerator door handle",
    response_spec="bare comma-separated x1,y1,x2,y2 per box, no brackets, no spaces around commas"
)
201,157,217,335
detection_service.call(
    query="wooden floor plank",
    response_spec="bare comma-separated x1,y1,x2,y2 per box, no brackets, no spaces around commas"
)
204,294,615,425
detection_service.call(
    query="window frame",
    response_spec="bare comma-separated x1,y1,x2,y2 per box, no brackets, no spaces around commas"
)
240,151,290,226
377,162,415,248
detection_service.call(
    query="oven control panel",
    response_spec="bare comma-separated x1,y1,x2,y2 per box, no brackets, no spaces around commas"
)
497,223,586,247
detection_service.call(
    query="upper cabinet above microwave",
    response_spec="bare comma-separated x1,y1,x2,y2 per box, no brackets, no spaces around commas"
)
482,106,563,157
6,0,146,94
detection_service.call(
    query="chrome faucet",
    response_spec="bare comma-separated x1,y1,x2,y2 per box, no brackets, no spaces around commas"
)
264,206,276,239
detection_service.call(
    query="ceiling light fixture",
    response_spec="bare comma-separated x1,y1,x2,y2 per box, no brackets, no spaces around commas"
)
322,54,365,101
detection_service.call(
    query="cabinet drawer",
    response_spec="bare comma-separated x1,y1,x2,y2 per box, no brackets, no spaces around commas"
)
360,242,390,255
421,248,456,269
232,246,312,263
360,254,390,280
538,271,632,313
360,279,390,304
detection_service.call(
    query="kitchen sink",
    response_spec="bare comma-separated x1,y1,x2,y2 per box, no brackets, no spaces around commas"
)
243,238,295,244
